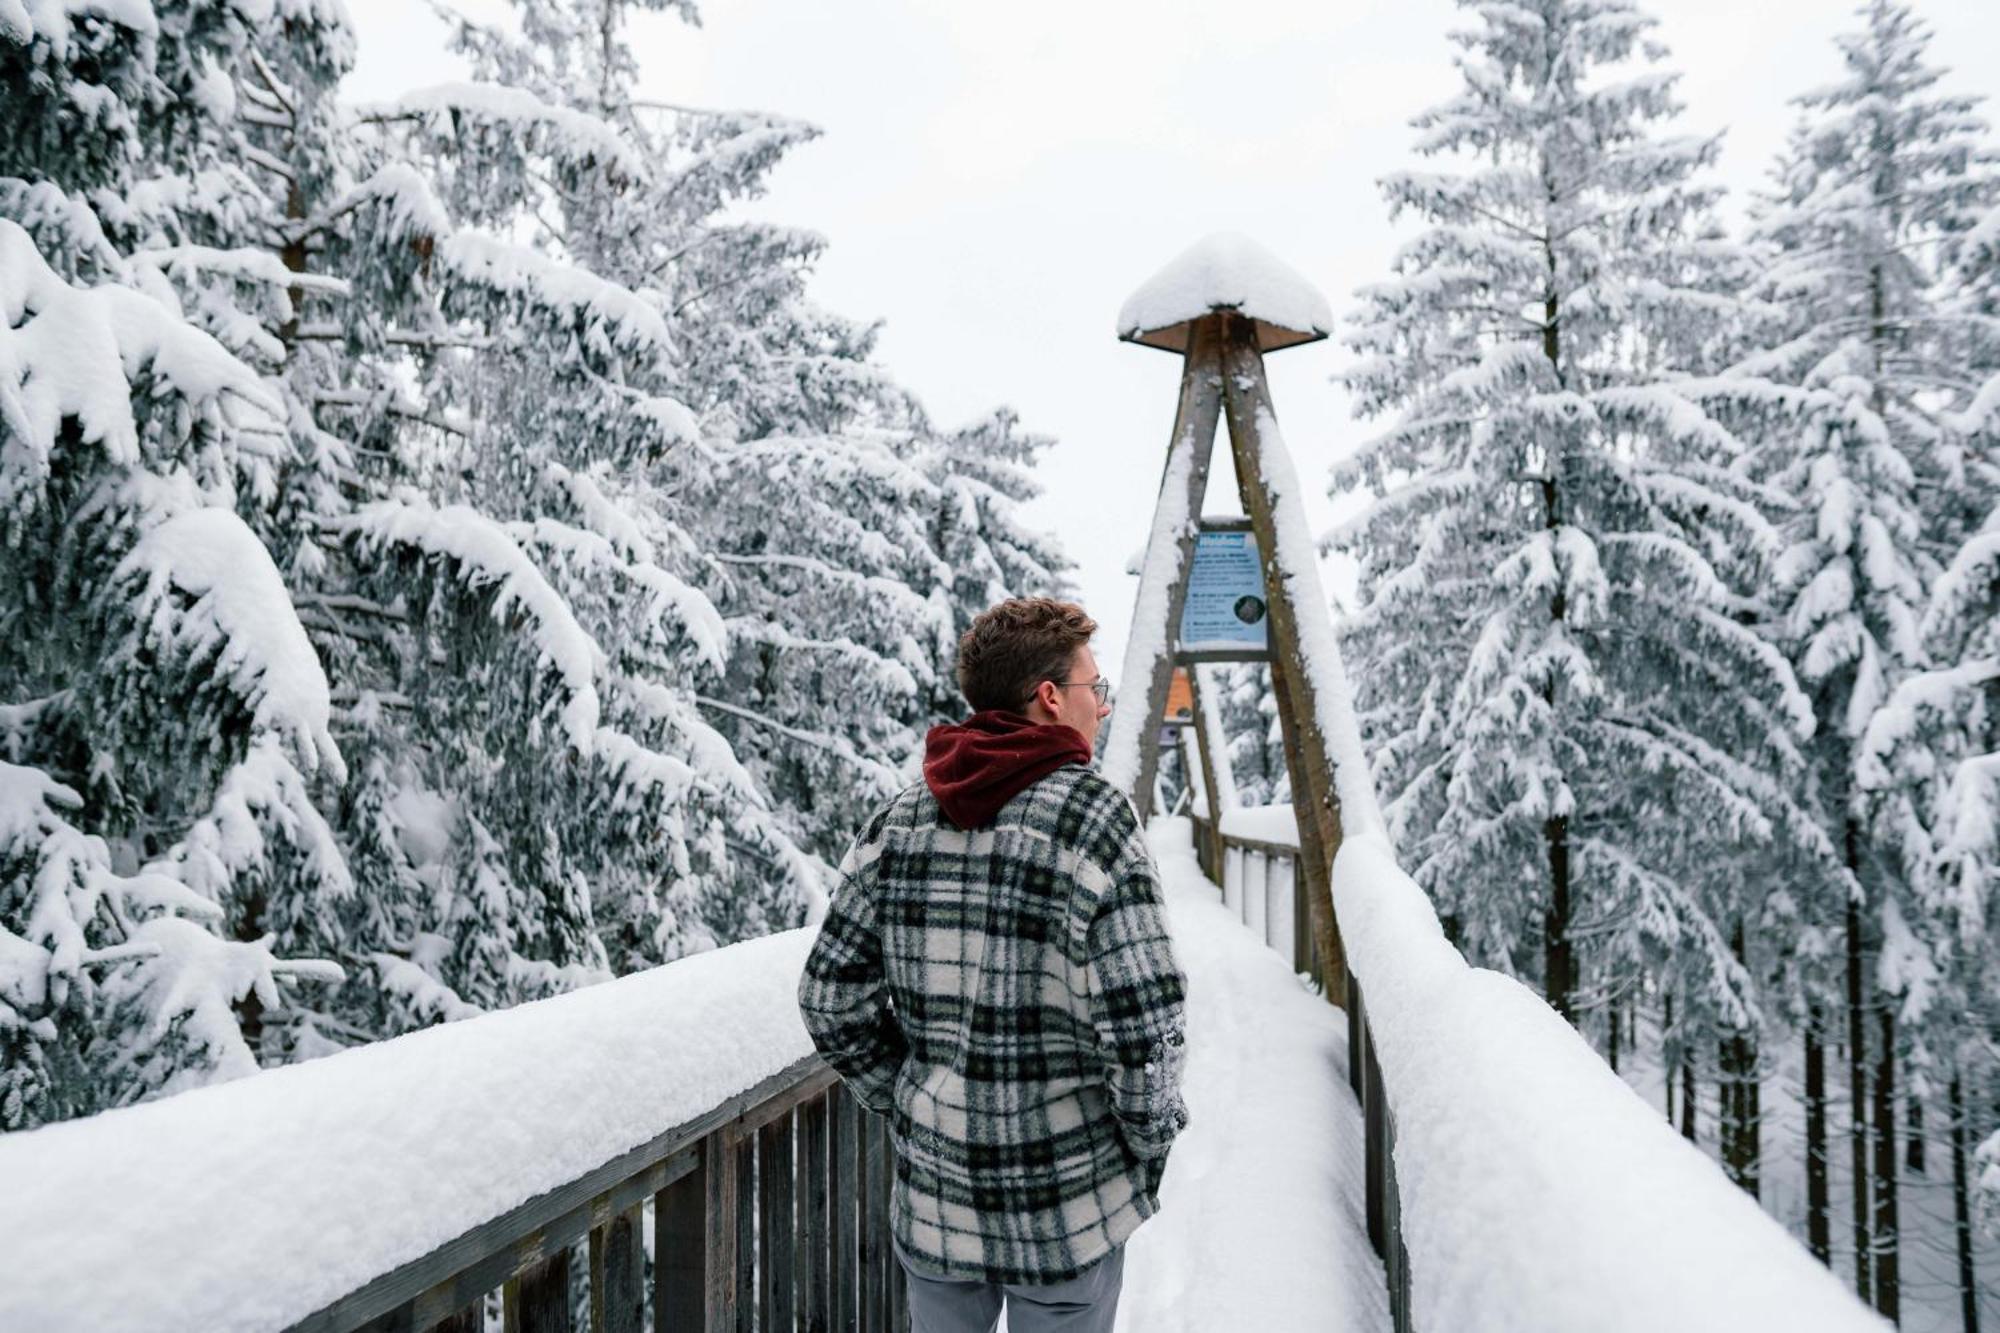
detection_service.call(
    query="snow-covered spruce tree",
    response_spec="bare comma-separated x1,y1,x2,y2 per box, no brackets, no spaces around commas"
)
0,2,354,1126
1333,0,1831,1085
1744,4,2000,1308
433,0,1072,866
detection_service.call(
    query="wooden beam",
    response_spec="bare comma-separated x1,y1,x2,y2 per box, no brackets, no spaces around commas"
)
1219,315,1350,1005
1104,314,1226,819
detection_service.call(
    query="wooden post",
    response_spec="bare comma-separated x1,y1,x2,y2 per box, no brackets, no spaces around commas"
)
831,1092,859,1332
1220,315,1349,1004
734,1135,756,1333
1103,315,1226,818
759,1113,796,1332
859,1114,886,1331
507,1247,570,1333
800,1095,830,1332
591,1202,645,1333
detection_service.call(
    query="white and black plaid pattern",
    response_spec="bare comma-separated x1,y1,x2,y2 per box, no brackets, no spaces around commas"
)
798,764,1189,1284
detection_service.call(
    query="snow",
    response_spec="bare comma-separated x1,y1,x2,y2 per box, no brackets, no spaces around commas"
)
440,232,672,356
1331,832,1888,1333
1195,665,1238,812
0,220,279,486
1116,819,1387,1332
0,927,818,1332
372,82,647,181
1118,233,1333,347
1219,802,1299,847
336,499,606,754
118,509,344,780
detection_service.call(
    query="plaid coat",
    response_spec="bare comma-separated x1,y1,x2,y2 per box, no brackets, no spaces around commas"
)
797,763,1189,1284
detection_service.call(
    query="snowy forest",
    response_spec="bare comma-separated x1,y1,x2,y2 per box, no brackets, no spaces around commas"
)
2,0,1998,1327
0,0,1065,1131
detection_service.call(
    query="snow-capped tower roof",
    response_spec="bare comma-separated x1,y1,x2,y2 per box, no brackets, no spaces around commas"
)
1117,232,1332,354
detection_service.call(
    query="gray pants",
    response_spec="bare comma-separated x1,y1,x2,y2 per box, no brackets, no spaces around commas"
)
892,1238,1125,1333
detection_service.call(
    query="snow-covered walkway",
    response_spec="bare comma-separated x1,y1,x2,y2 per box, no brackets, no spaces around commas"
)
1112,818,1389,1333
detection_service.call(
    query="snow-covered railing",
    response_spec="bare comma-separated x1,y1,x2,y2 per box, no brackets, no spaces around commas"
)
0,930,909,1333
1190,805,1318,984
1332,834,1889,1333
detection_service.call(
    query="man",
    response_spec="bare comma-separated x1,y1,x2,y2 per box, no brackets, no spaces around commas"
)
798,597,1189,1333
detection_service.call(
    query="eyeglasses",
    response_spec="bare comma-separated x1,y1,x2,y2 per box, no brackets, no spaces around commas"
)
1054,679,1111,706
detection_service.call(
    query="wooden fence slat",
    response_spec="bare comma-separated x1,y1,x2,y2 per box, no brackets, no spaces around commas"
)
508,1247,570,1333
653,1138,710,1333
592,1202,645,1333
800,1095,830,1332
734,1132,756,1333
858,1112,885,1331
832,1089,859,1332
759,1111,797,1332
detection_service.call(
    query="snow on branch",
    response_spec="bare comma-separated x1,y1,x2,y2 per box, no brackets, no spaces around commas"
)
0,220,281,498
334,499,606,754
116,508,345,779
439,232,672,357
364,82,647,181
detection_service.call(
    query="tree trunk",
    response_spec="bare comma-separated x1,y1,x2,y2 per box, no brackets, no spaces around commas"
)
1846,839,1873,1304
1951,1070,1980,1333
1873,1007,1900,1324
1907,1096,1925,1175
1807,1004,1831,1264
1608,1000,1620,1073
1681,1060,1697,1143
1664,990,1677,1126
1719,921,1759,1197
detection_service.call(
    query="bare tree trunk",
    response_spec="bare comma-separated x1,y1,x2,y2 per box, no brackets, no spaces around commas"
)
1846,841,1873,1304
1608,1000,1620,1073
1908,1096,1926,1174
1807,1003,1832,1264
1873,1007,1900,1324
1681,1060,1697,1143
1951,1069,1980,1333
1664,990,1677,1126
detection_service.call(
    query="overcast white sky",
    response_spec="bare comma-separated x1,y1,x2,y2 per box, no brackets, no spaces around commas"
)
344,0,2000,673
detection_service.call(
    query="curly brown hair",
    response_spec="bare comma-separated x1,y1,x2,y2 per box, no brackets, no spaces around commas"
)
956,597,1099,713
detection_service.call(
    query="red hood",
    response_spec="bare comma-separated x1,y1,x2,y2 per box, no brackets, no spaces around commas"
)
922,710,1092,830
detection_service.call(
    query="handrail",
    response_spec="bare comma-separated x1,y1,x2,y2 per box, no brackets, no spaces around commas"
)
1332,834,1886,1333
292,1055,906,1333
0,928,911,1333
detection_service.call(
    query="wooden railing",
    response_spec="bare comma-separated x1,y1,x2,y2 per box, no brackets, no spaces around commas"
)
1190,812,1411,1333
294,1056,908,1333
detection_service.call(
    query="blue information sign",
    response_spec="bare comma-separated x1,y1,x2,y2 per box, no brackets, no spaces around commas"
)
1179,527,1268,655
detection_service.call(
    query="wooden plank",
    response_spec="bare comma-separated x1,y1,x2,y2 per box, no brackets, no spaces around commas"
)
734,1133,756,1333
1364,1014,1387,1258
1111,313,1227,821
513,1247,570,1333
1346,977,1365,1098
831,1090,859,1332
759,1111,797,1332
800,1095,830,1332
880,1117,906,1333
591,1203,644,1333
1220,314,1349,1005
653,1140,711,1333
858,1113,886,1331
290,1056,824,1333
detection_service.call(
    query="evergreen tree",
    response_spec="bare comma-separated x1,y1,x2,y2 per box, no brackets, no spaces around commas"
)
1745,4,2000,1308
1333,0,1827,1053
